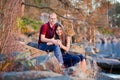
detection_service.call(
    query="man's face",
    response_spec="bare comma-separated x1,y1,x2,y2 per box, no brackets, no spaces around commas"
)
49,13,57,25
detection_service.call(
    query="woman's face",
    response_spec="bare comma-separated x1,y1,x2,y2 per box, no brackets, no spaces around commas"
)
56,26,63,36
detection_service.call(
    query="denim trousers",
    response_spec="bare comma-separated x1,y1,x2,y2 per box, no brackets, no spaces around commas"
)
39,43,63,64
63,52,85,68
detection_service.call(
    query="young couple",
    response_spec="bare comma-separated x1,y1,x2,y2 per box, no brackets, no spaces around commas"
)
38,12,86,72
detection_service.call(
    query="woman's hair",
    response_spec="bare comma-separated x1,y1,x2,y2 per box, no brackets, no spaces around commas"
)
55,23,67,46
55,22,64,31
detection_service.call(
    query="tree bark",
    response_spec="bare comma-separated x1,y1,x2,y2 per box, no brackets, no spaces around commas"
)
0,0,23,54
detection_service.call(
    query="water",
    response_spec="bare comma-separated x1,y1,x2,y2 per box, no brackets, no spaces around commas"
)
95,41,120,59
101,72,120,79
95,40,120,79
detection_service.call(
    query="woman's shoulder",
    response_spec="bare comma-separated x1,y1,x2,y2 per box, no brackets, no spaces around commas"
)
66,35,71,40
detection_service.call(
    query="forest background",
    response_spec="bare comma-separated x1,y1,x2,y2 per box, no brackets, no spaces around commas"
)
0,0,120,54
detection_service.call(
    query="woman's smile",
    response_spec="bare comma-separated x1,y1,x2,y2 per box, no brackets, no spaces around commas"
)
56,26,63,36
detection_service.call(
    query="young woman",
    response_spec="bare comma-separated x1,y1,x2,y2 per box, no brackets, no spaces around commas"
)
54,23,87,72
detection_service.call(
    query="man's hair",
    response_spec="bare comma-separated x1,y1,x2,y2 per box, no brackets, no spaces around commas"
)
49,12,57,18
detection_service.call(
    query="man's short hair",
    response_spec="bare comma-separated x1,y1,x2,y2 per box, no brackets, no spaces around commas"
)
49,12,57,18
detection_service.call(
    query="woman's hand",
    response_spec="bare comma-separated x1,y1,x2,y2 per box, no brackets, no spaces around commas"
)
57,40,63,48
51,38,60,45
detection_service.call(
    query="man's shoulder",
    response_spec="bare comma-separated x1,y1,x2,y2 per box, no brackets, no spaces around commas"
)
42,22,49,27
40,22,49,30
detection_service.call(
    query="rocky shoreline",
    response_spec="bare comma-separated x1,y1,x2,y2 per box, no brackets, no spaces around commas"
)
0,41,120,80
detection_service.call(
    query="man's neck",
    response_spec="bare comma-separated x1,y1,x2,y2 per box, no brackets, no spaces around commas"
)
50,23,54,28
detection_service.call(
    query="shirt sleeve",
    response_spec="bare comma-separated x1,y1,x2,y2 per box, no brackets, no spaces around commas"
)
40,24,47,35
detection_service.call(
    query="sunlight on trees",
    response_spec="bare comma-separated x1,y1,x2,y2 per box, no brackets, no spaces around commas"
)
0,0,119,53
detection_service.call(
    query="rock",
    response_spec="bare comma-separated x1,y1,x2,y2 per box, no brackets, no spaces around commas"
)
12,52,62,73
93,48,99,53
37,76,73,80
95,73,116,80
31,52,60,71
96,58,120,71
70,44,85,54
27,42,38,49
0,54,6,61
62,20,75,37
17,41,47,58
63,65,81,76
0,41,47,71
0,71,62,80
0,70,92,80
85,46,97,54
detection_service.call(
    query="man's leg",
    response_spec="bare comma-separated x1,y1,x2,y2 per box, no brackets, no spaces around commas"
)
53,45,63,65
39,43,63,64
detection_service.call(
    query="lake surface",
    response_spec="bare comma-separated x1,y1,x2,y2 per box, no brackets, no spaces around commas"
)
96,40,120,79
95,41,120,59
101,72,120,79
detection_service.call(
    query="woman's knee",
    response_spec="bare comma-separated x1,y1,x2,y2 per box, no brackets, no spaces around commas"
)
79,54,85,61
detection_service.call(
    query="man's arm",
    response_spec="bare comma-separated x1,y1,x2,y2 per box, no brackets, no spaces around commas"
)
41,34,52,42
41,34,59,45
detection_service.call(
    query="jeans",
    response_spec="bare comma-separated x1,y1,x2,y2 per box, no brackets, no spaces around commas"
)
63,53,79,67
39,43,63,64
63,52,85,68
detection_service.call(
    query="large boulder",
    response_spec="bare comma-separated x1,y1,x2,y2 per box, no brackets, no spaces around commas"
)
0,41,47,72
27,42,38,49
30,52,62,73
96,58,120,72
0,71,62,80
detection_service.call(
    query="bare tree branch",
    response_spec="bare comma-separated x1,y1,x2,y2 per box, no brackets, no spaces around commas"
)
23,2,81,21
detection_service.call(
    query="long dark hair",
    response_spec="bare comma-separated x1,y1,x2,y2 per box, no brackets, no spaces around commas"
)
55,23,67,46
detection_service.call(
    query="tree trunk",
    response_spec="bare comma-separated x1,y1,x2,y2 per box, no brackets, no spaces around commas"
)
0,0,24,54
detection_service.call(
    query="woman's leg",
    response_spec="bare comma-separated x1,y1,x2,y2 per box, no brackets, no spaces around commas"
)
78,54,86,72
63,53,80,67
79,58,86,72
63,56,72,67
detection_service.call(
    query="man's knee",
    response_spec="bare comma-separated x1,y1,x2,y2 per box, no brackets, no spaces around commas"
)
54,45,60,49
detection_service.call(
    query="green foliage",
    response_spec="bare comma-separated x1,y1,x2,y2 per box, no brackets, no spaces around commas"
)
16,17,43,33
34,0,42,4
16,18,26,33
98,27,113,35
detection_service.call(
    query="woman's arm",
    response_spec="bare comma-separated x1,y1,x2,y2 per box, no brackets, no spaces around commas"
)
59,36,71,52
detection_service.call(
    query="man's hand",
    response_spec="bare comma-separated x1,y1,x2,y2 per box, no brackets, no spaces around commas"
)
51,39,59,45
47,42,53,45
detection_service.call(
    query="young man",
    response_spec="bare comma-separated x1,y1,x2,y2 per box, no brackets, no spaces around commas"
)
38,13,64,66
